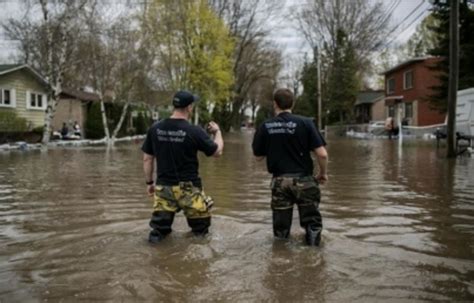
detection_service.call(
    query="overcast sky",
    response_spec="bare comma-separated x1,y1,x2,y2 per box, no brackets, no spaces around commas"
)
271,0,431,71
0,0,431,68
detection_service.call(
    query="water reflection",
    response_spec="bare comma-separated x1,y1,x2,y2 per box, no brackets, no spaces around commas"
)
0,134,473,301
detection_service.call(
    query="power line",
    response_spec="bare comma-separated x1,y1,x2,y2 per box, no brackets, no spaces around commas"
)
390,0,425,35
375,0,402,31
382,0,428,48
383,8,428,48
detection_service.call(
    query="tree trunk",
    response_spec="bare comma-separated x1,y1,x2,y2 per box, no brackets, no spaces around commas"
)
194,106,199,125
39,0,69,144
231,96,244,131
42,92,60,144
111,102,130,140
251,102,257,123
40,0,54,145
42,104,54,144
100,100,110,140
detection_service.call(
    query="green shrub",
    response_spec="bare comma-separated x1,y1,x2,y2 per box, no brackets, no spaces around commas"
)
0,111,28,132
211,104,232,132
134,112,149,134
32,126,44,134
255,106,273,129
159,108,172,120
106,103,130,137
85,102,105,139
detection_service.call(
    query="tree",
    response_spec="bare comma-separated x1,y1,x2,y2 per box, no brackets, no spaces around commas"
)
3,0,90,144
400,14,440,59
428,1,474,112
75,7,153,143
294,56,318,118
209,0,283,130
295,0,391,68
145,0,234,125
295,0,390,125
326,30,360,124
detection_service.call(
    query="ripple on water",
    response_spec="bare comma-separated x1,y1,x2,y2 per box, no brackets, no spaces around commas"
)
0,137,473,301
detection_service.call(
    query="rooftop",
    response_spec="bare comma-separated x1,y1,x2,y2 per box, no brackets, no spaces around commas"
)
0,63,49,87
0,64,23,73
381,56,436,75
355,90,384,106
61,88,100,102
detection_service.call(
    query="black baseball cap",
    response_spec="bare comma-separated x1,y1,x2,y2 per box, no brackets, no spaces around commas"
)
172,90,199,108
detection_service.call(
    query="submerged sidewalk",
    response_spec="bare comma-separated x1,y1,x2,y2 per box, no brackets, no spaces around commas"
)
0,135,146,151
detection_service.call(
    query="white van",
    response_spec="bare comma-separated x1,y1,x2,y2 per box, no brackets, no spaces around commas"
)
456,88,474,136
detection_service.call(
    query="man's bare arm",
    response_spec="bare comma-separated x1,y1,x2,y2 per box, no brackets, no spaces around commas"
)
208,121,224,157
143,153,155,195
255,156,265,161
313,146,328,184
212,129,224,157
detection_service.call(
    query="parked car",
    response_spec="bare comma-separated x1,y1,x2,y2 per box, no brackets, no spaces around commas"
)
368,121,386,133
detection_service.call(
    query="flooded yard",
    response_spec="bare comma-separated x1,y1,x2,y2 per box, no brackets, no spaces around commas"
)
0,132,473,302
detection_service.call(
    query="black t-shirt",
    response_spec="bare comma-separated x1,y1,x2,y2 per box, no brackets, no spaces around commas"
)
142,118,218,187
252,112,326,177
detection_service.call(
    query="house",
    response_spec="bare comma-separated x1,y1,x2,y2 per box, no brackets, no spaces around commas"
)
54,88,100,135
383,56,446,126
354,90,385,123
0,64,49,129
0,64,102,136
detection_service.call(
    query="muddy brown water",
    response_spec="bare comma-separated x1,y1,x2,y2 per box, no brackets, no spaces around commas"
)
0,132,473,302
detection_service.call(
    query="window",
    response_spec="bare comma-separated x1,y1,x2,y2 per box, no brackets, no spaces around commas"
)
388,105,395,117
404,70,413,90
0,88,15,108
387,78,395,94
405,102,413,118
27,91,47,110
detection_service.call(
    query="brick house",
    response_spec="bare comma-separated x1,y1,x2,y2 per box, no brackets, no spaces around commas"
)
383,57,446,126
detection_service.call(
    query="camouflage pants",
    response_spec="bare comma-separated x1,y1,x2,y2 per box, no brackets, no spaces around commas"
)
149,182,213,240
271,175,322,240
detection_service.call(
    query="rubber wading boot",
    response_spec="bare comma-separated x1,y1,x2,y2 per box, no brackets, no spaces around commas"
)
148,230,165,244
187,217,211,236
305,226,321,246
273,209,293,239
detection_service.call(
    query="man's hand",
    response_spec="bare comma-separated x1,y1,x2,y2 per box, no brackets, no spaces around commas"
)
316,174,328,185
207,121,220,134
147,184,155,196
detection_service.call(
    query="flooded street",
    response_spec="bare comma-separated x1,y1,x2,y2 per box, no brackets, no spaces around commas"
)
1,132,473,302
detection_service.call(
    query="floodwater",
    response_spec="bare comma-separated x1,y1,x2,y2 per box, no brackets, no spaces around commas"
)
0,132,473,302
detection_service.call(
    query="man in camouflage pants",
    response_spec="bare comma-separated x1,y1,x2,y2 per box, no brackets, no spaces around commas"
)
252,89,328,246
142,90,223,243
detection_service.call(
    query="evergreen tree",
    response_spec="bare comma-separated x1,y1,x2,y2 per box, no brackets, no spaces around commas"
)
294,57,318,118
85,102,105,139
326,30,360,124
428,1,474,112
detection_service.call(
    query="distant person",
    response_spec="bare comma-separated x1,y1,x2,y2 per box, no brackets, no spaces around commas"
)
252,88,328,246
73,121,81,137
60,122,69,138
142,90,224,244
385,116,396,139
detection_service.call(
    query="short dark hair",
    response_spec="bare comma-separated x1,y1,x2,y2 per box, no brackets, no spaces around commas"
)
273,88,294,110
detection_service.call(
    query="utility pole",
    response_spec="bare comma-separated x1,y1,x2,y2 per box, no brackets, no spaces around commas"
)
315,47,322,129
447,0,460,158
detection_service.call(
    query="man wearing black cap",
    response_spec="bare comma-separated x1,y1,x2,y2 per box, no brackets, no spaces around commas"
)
252,88,328,246
142,90,224,243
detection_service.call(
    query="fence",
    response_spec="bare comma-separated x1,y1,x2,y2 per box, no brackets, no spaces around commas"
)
325,123,447,140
